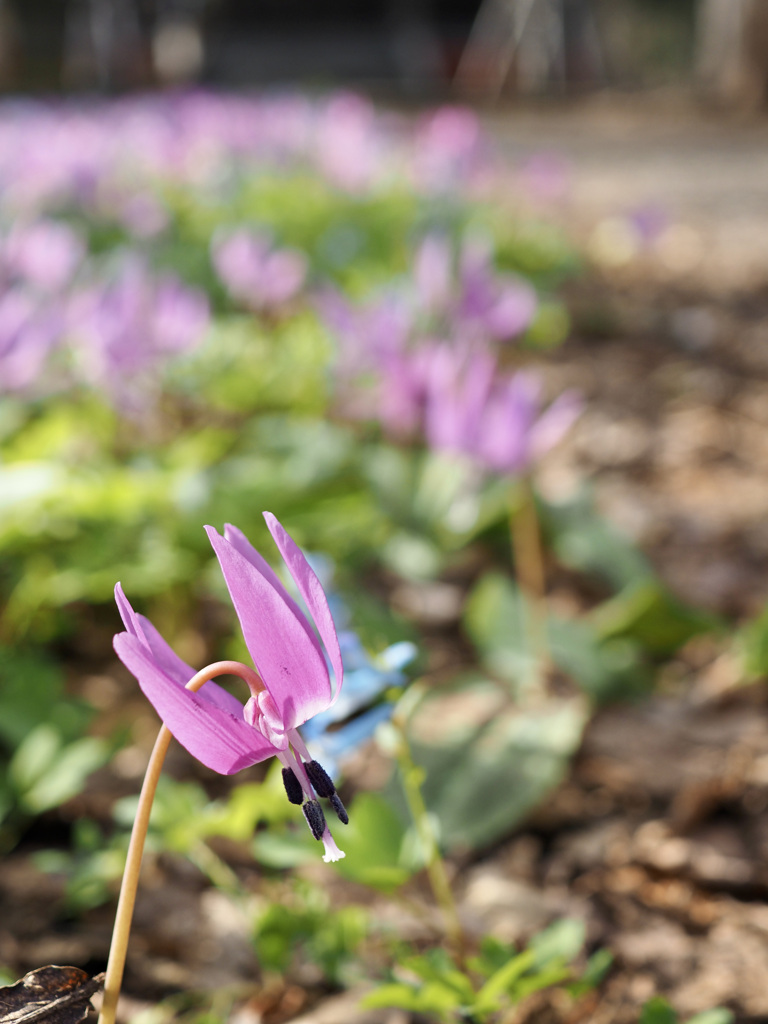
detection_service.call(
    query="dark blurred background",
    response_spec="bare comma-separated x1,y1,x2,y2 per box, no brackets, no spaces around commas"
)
1,0,712,98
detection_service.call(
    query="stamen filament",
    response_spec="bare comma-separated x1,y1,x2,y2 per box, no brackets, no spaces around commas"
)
277,746,315,801
98,661,263,1024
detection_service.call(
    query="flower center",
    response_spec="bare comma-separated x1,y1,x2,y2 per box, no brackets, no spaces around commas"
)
244,690,288,749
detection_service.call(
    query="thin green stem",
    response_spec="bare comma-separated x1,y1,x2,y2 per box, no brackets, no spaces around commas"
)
98,660,263,1024
391,717,464,960
509,477,549,689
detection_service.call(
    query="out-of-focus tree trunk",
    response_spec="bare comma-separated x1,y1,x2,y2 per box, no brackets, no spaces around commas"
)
696,0,768,109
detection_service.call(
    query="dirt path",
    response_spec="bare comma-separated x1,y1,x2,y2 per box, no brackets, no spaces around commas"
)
490,95,768,291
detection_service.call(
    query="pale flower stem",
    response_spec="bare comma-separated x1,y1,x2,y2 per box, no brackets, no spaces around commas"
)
391,717,465,960
98,660,263,1024
509,477,550,685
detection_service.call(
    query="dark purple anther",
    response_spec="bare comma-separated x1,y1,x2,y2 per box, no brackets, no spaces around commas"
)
305,759,335,798
330,792,349,825
303,799,327,841
305,759,349,824
282,767,304,805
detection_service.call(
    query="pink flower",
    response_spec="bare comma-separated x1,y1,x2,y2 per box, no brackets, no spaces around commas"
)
424,348,582,475
4,219,84,293
211,230,307,311
314,93,380,193
113,513,347,862
458,238,537,342
0,288,63,393
68,259,209,408
413,106,485,192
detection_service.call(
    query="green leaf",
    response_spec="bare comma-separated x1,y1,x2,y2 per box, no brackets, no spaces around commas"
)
465,572,651,702
524,300,570,350
684,1011,734,1024
203,767,297,841
543,491,652,591
251,829,316,869
566,948,613,997
113,775,211,852
473,950,536,1015
362,984,432,1014
548,616,650,703
400,950,475,1003
463,573,540,689
466,936,517,978
592,580,721,656
511,963,572,1001
529,918,586,969
0,648,69,748
362,980,459,1019
9,725,61,795
20,737,107,814
640,997,679,1024
331,792,413,891
400,682,587,850
738,601,768,680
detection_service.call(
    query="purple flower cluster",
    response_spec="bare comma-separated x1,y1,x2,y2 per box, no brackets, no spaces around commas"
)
413,234,537,344
423,346,582,475
0,92,488,228
320,233,580,477
0,92,487,407
0,232,209,404
68,260,209,408
211,229,307,312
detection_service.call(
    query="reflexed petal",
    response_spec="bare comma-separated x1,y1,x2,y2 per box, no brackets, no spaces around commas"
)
114,582,145,641
223,523,325,668
114,632,277,774
206,526,333,729
114,584,245,718
263,512,344,701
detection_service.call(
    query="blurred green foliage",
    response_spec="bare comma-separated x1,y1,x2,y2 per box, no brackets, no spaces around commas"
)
363,919,609,1022
639,997,734,1024
253,881,367,985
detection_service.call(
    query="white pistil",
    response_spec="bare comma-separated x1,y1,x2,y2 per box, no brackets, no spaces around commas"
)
321,828,345,863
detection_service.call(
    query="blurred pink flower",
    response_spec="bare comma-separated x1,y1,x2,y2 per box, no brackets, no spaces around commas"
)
318,289,412,378
413,106,485,191
211,229,307,311
0,288,62,393
314,93,380,193
457,237,537,342
4,220,84,293
413,234,453,315
424,346,582,475
375,343,440,439
153,277,211,353
69,260,209,404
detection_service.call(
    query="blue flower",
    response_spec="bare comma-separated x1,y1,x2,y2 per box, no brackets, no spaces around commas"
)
293,552,417,776
301,630,416,775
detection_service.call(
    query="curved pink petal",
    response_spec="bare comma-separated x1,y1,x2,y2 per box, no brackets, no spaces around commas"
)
114,583,245,718
115,581,146,641
263,511,344,702
222,523,326,670
206,525,333,729
114,632,277,774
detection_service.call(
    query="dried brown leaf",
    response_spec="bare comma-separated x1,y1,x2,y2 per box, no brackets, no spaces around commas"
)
0,966,105,1024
